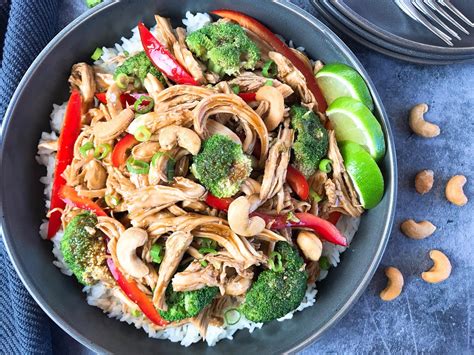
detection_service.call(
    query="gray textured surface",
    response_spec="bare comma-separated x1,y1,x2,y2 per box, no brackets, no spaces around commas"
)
51,1,473,353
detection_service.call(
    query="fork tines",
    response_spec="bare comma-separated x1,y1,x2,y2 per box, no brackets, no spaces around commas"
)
395,0,473,46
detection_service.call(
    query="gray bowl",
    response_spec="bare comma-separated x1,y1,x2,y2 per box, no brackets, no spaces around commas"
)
0,0,397,353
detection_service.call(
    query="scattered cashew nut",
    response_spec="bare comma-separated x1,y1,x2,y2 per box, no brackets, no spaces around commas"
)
158,125,201,155
415,169,434,194
93,108,134,141
400,219,436,240
116,227,150,278
422,250,451,283
256,85,285,131
297,231,323,261
379,267,404,301
408,103,440,138
445,175,468,206
227,196,265,237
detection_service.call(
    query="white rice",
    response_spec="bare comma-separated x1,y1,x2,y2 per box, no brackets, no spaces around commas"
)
36,13,361,347
182,11,212,33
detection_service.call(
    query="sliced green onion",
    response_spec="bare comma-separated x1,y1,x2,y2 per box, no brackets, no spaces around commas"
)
105,194,121,208
200,238,217,249
265,79,273,86
150,244,164,264
94,143,111,160
262,60,277,78
166,158,176,182
319,256,330,270
268,251,283,272
199,247,218,255
287,211,300,223
131,309,142,317
151,152,164,167
200,260,208,267
115,73,130,90
126,157,150,175
123,50,130,57
309,189,322,203
224,308,241,326
91,47,103,61
319,159,332,173
231,85,240,94
134,95,154,114
134,126,151,142
79,142,95,157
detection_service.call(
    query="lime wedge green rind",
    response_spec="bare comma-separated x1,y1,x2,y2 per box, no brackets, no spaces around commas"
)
316,63,374,111
326,97,386,162
339,141,384,209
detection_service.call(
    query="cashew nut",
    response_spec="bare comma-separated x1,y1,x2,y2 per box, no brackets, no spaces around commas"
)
445,175,468,206
228,196,265,237
422,250,451,283
83,160,107,190
158,125,201,155
93,108,134,141
296,231,323,261
116,227,150,278
400,219,436,240
379,267,404,301
256,86,285,131
408,103,440,138
415,169,434,194
132,142,161,161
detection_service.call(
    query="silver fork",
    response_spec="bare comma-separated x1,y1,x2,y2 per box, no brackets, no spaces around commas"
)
394,0,473,46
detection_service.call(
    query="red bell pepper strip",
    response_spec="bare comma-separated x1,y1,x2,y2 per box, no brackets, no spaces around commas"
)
95,92,107,104
107,258,168,326
111,134,139,167
138,22,198,86
286,165,310,200
205,193,233,211
211,9,327,112
252,212,347,246
59,186,107,217
238,92,256,102
47,91,83,238
327,212,342,226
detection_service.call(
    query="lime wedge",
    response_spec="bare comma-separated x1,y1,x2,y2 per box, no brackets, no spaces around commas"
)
326,97,385,162
339,141,384,209
316,63,374,111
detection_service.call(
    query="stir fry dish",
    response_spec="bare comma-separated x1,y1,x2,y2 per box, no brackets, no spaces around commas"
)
37,10,386,346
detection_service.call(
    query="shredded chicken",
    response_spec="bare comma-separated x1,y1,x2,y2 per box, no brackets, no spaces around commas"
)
123,177,206,213
194,93,269,164
321,131,364,217
153,231,193,310
260,122,294,201
172,262,220,292
269,51,315,107
173,27,206,84
69,63,96,110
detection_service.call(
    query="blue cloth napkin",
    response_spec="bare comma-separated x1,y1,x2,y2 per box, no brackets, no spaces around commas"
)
1,0,60,353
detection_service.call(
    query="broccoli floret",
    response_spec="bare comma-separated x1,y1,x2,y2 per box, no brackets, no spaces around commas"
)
186,22,261,76
240,242,308,323
191,134,252,198
85,0,103,8
113,51,166,88
60,212,109,286
290,105,329,177
159,286,219,322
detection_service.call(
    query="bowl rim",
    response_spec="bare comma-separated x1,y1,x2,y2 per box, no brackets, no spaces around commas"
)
0,0,397,353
